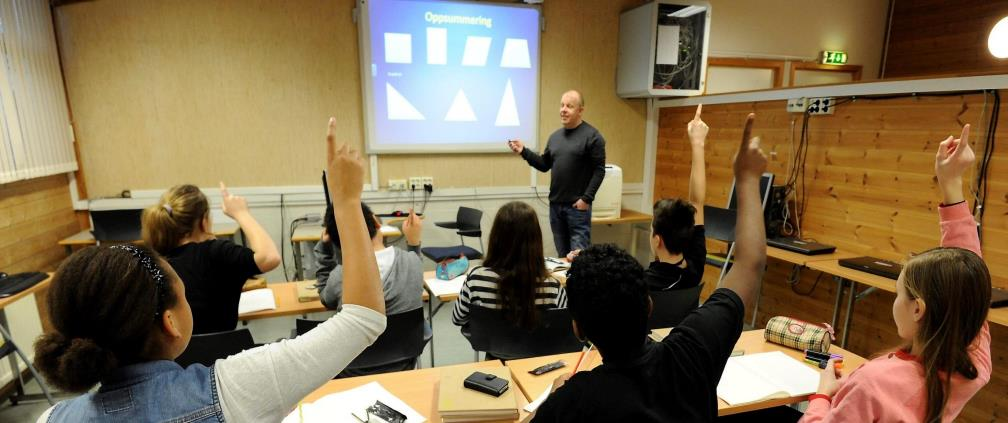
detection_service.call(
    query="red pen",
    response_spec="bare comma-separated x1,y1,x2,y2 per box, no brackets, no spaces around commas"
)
572,343,594,375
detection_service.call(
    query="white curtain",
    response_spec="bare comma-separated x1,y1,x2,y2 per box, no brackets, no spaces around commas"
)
0,0,75,185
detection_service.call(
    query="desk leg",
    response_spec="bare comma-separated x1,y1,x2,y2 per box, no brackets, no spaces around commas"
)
830,276,845,330
0,310,55,405
840,279,857,348
629,223,640,260
292,240,304,281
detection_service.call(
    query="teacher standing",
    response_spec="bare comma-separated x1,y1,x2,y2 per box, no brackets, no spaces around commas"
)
508,90,606,257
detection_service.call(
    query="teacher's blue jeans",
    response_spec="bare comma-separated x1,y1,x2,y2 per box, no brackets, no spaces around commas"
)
549,202,591,257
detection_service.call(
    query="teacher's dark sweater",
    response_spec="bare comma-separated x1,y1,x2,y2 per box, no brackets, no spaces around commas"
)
521,121,606,204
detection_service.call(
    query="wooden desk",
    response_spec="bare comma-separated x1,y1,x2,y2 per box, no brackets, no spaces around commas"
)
0,274,55,405
290,222,404,280
806,259,901,348
301,360,530,422
57,223,239,256
238,282,327,321
505,329,867,417
592,208,652,258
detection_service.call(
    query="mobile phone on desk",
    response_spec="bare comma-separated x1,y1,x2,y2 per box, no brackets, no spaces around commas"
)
464,371,509,397
529,360,566,375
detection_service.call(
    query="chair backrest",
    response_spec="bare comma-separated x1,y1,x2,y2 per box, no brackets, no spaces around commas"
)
467,307,584,361
90,209,143,242
648,283,705,329
175,328,255,368
457,207,483,234
347,307,428,369
295,318,323,336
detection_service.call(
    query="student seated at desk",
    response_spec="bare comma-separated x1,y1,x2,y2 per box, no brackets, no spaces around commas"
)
532,114,769,423
801,125,991,423
314,204,423,314
646,104,708,291
452,201,567,334
33,119,388,422
141,182,281,335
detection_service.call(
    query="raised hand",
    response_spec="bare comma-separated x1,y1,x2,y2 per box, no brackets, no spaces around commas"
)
325,117,365,203
219,181,249,218
687,104,709,147
732,113,767,179
507,139,525,154
935,124,974,183
402,208,422,246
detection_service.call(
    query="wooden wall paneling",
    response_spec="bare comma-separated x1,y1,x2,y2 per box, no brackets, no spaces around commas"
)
0,175,80,273
55,0,648,196
657,90,1008,421
884,0,1008,78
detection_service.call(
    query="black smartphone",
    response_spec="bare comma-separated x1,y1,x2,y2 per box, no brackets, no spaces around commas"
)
463,371,509,397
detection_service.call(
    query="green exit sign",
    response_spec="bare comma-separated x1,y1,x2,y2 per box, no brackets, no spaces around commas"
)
821,50,848,65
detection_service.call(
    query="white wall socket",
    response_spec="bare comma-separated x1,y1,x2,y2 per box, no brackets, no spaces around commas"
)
420,176,433,188
408,177,423,190
807,97,835,115
786,98,807,113
388,179,407,191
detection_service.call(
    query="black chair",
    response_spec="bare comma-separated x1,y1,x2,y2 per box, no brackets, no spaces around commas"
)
421,207,484,262
293,308,433,376
466,307,584,361
175,328,255,368
648,283,705,329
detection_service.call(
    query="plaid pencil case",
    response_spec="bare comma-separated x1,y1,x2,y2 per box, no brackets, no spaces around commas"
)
764,316,835,353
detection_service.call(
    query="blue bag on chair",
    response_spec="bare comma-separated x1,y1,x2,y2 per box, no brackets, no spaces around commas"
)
436,255,469,280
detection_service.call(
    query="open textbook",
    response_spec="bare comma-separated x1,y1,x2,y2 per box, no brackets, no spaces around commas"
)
283,382,425,423
716,351,821,406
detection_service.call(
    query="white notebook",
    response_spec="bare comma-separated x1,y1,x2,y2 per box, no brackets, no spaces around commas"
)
424,274,466,297
237,288,276,314
282,381,425,423
716,351,820,406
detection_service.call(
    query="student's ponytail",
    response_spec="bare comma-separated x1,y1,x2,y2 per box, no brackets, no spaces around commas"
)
34,246,179,392
142,184,210,254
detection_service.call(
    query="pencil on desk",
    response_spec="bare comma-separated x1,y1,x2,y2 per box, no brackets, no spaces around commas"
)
572,343,594,375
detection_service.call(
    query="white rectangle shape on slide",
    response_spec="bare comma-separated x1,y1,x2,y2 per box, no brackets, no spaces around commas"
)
427,27,447,65
656,25,680,65
462,36,492,67
384,33,413,64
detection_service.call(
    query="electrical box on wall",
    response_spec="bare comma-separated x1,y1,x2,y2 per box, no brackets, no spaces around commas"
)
616,1,711,98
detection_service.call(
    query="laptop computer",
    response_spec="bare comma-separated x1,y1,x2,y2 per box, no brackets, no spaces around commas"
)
767,237,836,255
90,209,143,242
992,287,1008,308
838,256,903,280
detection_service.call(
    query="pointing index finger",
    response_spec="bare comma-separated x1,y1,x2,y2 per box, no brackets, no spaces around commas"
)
219,181,229,197
955,124,971,154
694,104,703,121
326,117,336,162
741,113,755,148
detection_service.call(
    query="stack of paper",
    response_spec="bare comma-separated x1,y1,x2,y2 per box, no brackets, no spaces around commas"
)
438,366,519,422
716,351,820,406
237,288,276,314
544,257,569,272
296,280,320,303
282,382,425,423
424,274,467,298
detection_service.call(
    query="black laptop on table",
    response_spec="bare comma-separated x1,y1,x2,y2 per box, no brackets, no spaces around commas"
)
767,237,836,255
838,256,903,280
90,209,143,242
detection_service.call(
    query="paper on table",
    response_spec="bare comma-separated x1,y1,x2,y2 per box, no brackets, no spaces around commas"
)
523,382,553,413
380,225,400,235
544,257,569,272
238,288,276,314
716,351,820,406
424,274,466,297
282,381,426,423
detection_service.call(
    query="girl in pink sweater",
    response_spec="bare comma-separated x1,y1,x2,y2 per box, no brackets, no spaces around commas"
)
801,124,992,423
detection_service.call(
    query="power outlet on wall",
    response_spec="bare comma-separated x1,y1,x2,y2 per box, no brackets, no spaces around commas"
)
388,179,407,191
807,97,835,115
408,176,423,190
420,176,433,190
786,98,807,113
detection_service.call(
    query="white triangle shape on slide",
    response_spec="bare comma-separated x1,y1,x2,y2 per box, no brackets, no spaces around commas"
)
386,83,425,121
444,89,477,121
495,79,520,127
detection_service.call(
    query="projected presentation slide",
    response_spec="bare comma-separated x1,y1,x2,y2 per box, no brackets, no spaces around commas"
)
362,0,541,153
